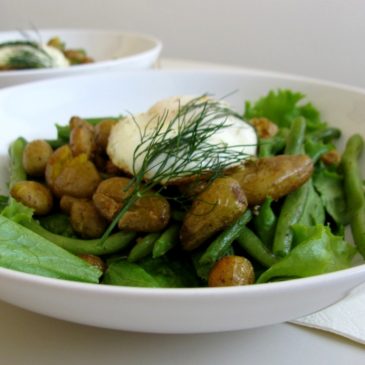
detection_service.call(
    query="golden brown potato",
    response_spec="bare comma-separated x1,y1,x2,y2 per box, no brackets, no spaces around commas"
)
180,177,248,251
53,155,101,198
10,181,53,215
208,255,255,287
70,200,107,238
78,254,106,272
250,117,278,139
228,154,313,206
94,119,117,153
60,195,87,214
118,194,170,232
93,177,133,220
46,146,101,198
320,149,341,166
69,117,96,158
178,179,209,199
22,140,53,177
93,177,170,232
45,144,73,189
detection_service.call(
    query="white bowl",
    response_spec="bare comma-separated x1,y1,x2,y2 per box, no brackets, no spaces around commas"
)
0,29,162,87
0,69,365,333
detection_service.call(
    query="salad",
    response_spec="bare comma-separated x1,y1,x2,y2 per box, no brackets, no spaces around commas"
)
0,89,364,288
0,36,93,71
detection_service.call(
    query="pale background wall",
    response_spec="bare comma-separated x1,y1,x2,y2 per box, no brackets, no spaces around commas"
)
2,0,365,87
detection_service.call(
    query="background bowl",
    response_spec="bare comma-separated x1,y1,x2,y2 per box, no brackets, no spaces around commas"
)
0,29,162,87
0,69,365,333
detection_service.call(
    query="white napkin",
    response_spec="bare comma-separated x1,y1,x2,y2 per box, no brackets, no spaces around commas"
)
292,283,365,344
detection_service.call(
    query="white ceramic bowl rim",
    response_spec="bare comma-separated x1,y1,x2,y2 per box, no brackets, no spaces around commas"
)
0,259,364,296
0,28,162,76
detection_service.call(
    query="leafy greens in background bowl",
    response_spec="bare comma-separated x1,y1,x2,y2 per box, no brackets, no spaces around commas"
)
0,29,162,87
0,70,364,333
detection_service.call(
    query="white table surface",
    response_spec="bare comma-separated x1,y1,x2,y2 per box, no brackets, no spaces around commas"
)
1,59,364,364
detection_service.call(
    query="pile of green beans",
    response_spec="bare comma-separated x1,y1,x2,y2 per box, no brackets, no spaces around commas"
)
341,134,365,258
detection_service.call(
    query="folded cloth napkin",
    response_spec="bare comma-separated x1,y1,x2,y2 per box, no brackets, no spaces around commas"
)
292,283,365,345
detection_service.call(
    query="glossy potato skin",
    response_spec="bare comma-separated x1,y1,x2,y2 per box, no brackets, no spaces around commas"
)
208,255,255,287
22,140,53,177
70,200,107,238
93,177,134,220
228,154,313,206
10,180,53,215
69,117,96,158
45,145,101,198
180,177,248,251
93,177,171,232
94,119,117,153
118,194,170,232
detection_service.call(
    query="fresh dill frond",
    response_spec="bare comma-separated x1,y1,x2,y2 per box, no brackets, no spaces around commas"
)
7,49,51,69
0,40,53,70
101,95,256,241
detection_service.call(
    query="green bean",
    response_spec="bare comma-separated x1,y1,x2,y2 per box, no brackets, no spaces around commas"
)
22,219,137,255
341,134,365,258
237,226,277,267
46,138,67,149
272,180,311,257
259,134,286,157
199,210,252,266
310,127,341,142
304,137,331,163
284,117,306,155
8,137,27,188
153,224,180,258
272,116,308,257
128,233,160,262
253,197,277,247
85,116,119,125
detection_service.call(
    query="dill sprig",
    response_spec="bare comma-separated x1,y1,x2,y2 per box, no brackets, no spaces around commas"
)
100,95,256,241
0,40,53,70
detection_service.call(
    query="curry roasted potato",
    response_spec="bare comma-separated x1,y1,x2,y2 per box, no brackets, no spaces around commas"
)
69,200,107,238
180,177,248,251
22,139,53,177
208,255,255,287
69,117,96,158
228,154,313,206
93,177,170,232
94,119,117,153
10,180,53,215
45,145,101,198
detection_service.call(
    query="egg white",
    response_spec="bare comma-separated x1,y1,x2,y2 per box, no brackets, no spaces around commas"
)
107,96,257,184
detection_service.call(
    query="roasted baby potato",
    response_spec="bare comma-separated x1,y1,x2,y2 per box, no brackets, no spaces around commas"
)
93,177,170,232
228,154,313,206
92,177,133,220
78,254,106,272
22,139,53,177
208,255,255,287
180,177,248,251
250,117,278,139
45,145,101,198
69,200,107,238
69,117,96,158
94,119,117,153
10,180,53,215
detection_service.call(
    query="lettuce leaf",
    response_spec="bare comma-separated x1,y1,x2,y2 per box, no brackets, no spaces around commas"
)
244,89,326,131
0,199,101,283
103,256,199,288
257,224,356,283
